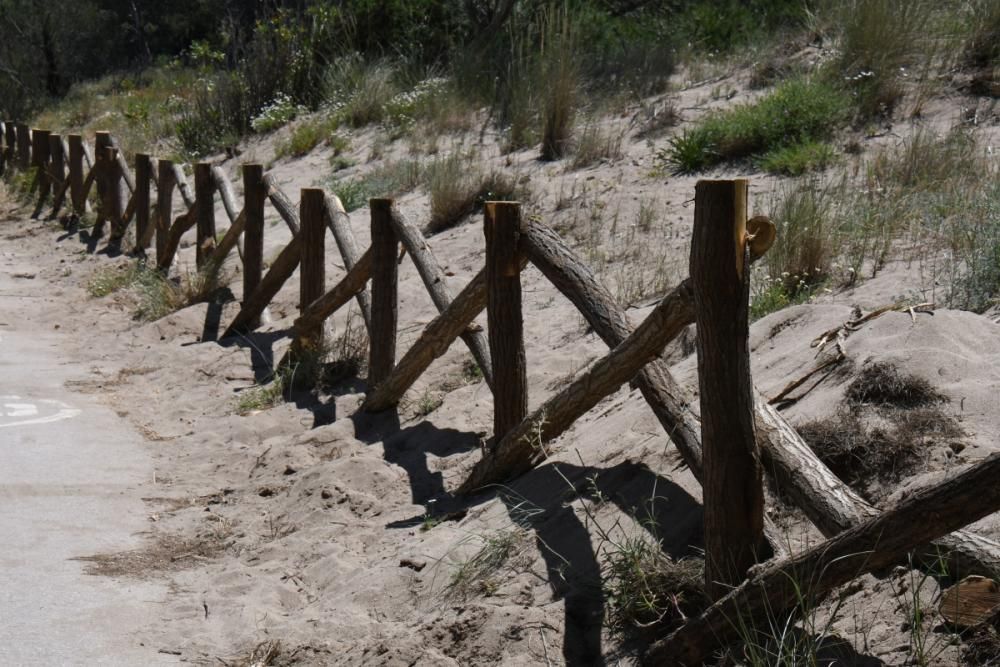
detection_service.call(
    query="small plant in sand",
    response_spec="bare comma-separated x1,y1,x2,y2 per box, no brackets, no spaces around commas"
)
425,154,525,234
444,527,530,601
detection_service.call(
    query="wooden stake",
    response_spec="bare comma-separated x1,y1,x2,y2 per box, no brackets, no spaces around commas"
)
134,154,152,251
485,201,527,442
194,162,216,268
298,189,327,350
30,129,50,208
368,198,398,387
242,165,266,329
2,121,14,170
67,135,86,213
156,159,176,267
690,178,764,598
223,236,301,339
16,123,30,169
104,147,124,245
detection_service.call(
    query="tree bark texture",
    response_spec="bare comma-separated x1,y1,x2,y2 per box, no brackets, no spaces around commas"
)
645,453,1000,665
368,198,398,387
324,193,372,334
242,165,266,330
485,202,527,441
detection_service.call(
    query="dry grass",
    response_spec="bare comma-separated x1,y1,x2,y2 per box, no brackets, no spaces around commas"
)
845,362,947,408
603,539,707,641
74,532,225,577
799,362,963,498
425,153,525,234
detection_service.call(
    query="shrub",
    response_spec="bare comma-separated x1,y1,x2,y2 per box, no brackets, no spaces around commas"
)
250,94,305,133
759,141,837,175
324,57,399,128
660,77,850,173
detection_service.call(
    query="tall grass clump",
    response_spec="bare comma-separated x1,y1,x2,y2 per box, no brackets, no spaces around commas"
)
330,159,423,212
661,77,850,174
539,3,580,161
425,153,525,233
835,0,935,119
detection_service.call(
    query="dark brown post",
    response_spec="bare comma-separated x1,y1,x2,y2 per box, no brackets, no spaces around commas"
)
242,164,266,329
93,132,113,233
104,147,124,244
368,198,398,387
30,129,50,205
298,188,327,350
16,123,30,169
156,158,176,266
67,135,85,212
2,122,14,165
48,133,65,191
485,201,527,442
691,178,764,599
134,154,152,251
194,162,216,268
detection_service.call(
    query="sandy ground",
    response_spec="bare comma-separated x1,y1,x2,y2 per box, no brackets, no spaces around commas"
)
2,63,1000,665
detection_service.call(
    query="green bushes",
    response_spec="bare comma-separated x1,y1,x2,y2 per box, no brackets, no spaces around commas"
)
661,78,851,174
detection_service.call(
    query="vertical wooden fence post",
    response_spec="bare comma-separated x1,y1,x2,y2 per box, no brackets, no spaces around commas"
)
368,198,398,387
134,154,152,252
298,188,327,351
194,162,216,268
67,134,85,213
242,164,266,329
48,133,64,192
16,123,30,169
485,201,527,441
2,121,15,173
691,178,765,600
93,132,113,235
105,147,124,246
156,159,176,267
30,129,50,205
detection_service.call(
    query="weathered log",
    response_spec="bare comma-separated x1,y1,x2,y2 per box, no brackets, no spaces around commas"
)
222,236,302,339
2,122,15,169
645,453,1000,665
458,277,696,493
385,203,494,389
106,134,135,194
262,173,300,236
519,216,704,479
290,248,374,344
691,179,765,597
171,162,194,209
206,210,246,269
242,165,266,330
368,199,398,387
363,257,527,413
156,159,176,266
194,163,216,267
513,215,1000,582
324,194,372,333
211,165,245,264
155,205,197,272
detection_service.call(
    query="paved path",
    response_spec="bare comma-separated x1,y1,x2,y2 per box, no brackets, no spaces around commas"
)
0,257,177,665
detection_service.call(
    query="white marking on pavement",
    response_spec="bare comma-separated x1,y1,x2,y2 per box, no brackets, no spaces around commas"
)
0,395,81,428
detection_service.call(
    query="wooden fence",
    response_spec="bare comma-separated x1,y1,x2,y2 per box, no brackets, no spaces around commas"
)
4,119,1000,661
